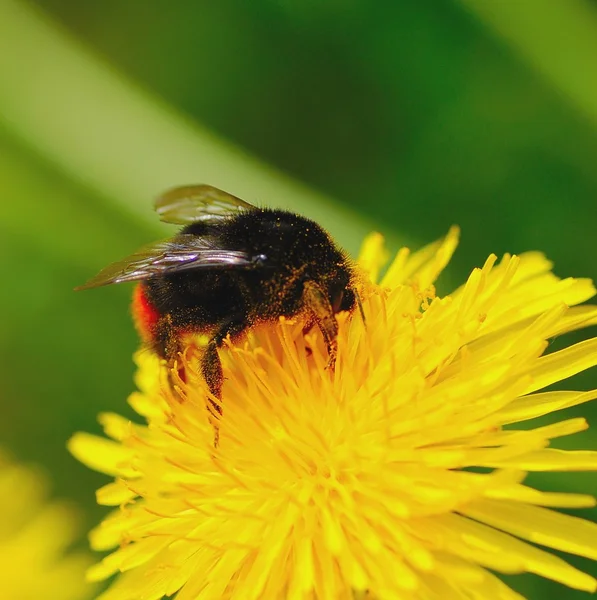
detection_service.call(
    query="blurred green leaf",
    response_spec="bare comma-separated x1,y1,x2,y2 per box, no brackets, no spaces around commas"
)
458,0,597,129
0,0,391,255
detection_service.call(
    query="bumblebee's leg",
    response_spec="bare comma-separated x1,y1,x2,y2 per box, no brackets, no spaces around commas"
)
201,337,224,411
202,316,248,447
301,315,316,357
302,281,338,369
153,314,190,386
302,314,316,336
153,313,175,358
201,315,249,405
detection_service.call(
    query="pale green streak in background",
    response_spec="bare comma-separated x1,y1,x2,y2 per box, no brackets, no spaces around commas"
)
458,0,597,132
4,0,597,256
0,0,387,252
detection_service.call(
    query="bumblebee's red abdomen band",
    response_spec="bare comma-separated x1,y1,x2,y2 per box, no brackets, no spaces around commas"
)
132,283,160,343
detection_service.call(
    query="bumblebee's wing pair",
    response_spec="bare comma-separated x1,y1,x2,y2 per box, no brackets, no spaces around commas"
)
155,184,255,225
76,185,259,290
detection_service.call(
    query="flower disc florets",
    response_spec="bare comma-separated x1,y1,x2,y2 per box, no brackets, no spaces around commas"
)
71,228,597,599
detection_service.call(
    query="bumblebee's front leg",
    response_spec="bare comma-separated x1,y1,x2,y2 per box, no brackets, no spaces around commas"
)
302,280,339,369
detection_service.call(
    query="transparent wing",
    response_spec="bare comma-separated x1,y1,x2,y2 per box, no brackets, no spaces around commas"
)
75,235,255,290
155,184,257,225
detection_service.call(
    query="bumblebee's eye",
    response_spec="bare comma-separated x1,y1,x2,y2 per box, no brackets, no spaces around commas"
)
252,254,268,266
331,286,355,313
338,287,355,312
331,289,344,313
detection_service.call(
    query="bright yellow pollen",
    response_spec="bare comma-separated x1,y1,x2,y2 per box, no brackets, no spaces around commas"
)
70,227,597,599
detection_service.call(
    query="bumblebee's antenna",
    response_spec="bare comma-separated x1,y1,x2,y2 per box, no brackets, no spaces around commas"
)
355,289,366,328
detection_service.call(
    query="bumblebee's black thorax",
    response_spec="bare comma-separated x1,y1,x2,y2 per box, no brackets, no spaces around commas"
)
144,208,355,335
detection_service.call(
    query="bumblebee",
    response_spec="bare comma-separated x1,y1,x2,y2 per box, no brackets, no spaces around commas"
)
78,185,359,404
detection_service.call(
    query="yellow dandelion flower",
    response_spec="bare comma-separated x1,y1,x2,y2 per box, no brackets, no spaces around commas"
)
0,452,95,600
70,227,597,599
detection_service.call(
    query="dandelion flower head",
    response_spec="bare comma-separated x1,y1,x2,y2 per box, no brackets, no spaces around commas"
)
71,227,597,599
0,452,94,600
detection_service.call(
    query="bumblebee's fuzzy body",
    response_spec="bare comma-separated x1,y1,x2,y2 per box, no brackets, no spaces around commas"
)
79,186,357,405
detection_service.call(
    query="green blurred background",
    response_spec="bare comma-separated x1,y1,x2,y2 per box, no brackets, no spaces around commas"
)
2,0,597,597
